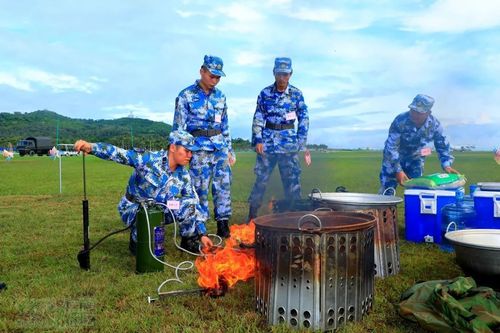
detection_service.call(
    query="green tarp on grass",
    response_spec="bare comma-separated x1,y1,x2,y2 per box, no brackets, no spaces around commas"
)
397,277,500,332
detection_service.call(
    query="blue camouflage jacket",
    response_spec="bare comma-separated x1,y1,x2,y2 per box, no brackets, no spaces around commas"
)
173,80,233,156
252,83,309,154
381,111,454,174
92,143,207,237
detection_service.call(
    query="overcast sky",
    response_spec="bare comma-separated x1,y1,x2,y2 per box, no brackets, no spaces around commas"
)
1,0,499,149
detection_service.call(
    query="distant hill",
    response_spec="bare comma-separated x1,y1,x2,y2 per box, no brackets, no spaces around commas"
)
0,110,252,150
0,110,172,149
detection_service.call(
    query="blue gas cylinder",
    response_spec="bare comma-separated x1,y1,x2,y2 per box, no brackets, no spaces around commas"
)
440,188,476,252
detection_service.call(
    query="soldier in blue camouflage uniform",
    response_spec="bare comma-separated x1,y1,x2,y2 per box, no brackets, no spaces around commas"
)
247,57,309,221
379,94,460,193
74,130,213,254
173,55,235,238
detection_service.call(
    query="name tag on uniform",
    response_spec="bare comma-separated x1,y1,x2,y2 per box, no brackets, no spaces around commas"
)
285,112,297,121
214,114,222,123
166,200,180,210
420,147,432,156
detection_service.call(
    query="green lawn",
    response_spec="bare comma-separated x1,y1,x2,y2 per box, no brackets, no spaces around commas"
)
0,151,498,332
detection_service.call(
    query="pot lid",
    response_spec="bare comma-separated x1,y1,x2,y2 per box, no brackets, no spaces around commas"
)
309,192,403,205
477,182,500,191
253,211,376,232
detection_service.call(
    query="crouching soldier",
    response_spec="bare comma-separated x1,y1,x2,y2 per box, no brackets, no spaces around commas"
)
74,130,213,255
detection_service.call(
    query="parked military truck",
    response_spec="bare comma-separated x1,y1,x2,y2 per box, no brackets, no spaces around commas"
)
16,137,53,156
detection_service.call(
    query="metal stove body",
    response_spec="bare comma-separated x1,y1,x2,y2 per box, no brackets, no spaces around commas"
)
254,211,375,331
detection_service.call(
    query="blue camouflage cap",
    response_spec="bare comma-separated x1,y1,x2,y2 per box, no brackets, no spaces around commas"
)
273,57,292,74
408,94,434,113
168,130,199,151
203,55,226,77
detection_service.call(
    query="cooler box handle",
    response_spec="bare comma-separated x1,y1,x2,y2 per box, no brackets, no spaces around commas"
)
419,192,437,215
494,194,500,218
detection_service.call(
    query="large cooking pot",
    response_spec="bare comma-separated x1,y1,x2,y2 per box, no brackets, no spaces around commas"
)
309,190,403,278
309,192,403,210
445,229,500,289
476,182,500,191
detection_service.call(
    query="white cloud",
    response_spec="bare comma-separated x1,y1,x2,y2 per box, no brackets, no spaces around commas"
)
217,3,263,22
281,4,388,31
102,103,169,122
206,3,267,34
226,97,255,118
0,67,100,93
175,10,195,18
103,103,150,114
89,76,107,83
234,51,268,67
403,0,500,33
225,97,255,139
224,71,252,86
301,86,331,110
175,9,213,19
314,92,407,124
0,72,33,91
288,7,341,23
434,87,500,126
267,0,291,5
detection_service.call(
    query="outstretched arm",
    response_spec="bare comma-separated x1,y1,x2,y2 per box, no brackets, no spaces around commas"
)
73,140,141,168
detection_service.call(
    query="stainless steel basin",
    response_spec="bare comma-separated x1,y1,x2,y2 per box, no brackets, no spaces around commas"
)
445,229,500,288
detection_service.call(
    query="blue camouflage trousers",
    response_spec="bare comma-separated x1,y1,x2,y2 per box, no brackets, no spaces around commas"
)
248,152,301,210
379,158,424,194
189,149,232,221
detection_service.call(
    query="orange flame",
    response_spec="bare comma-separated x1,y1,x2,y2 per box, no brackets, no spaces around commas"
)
195,222,256,290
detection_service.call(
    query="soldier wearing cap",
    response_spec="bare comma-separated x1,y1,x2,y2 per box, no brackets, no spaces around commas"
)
247,57,309,221
173,55,235,238
74,130,213,254
379,94,460,193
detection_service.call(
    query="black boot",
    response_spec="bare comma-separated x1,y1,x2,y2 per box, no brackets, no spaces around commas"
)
216,219,230,238
180,236,201,253
247,206,259,223
129,233,137,256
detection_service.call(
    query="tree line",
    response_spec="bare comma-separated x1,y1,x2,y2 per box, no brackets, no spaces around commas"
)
0,110,172,150
0,110,329,151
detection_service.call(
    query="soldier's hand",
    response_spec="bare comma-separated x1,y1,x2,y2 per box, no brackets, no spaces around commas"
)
255,143,264,155
304,149,311,166
444,166,459,174
228,153,236,167
200,235,213,249
74,140,92,154
396,171,410,186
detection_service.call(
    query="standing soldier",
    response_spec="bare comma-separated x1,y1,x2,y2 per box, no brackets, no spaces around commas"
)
173,55,235,238
379,94,460,194
247,57,309,221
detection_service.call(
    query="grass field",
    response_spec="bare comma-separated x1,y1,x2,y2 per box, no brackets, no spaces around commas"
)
0,150,499,332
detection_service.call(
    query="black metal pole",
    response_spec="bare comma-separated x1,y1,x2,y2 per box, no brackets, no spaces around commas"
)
83,153,89,251
77,153,90,270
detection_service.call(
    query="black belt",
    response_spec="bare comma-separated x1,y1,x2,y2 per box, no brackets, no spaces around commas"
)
189,129,222,137
265,122,294,130
125,193,136,202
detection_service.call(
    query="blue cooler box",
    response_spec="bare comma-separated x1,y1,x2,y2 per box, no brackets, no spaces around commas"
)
473,190,500,229
404,189,456,243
